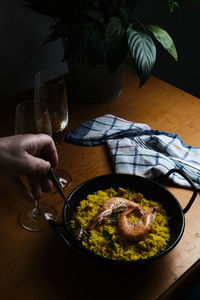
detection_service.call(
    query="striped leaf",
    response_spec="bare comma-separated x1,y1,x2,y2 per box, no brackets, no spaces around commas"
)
127,28,156,86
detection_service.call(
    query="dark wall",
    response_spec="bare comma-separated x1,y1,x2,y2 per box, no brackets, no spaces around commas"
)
1,1,199,98
0,1,67,98
135,1,200,98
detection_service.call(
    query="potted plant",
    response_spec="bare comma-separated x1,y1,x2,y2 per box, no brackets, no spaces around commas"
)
22,0,194,103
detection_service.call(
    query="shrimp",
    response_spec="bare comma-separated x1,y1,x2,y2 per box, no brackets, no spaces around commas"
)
88,197,145,229
118,207,159,242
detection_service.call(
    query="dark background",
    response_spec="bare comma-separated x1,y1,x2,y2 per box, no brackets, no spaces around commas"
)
0,1,199,98
136,0,200,98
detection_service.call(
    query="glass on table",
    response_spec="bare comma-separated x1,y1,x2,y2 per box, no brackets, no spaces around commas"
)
34,71,72,192
15,99,58,231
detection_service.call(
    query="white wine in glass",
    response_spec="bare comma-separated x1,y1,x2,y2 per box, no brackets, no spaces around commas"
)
35,71,72,191
15,99,58,231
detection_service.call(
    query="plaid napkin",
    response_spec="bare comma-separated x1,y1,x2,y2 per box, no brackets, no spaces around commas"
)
65,114,200,189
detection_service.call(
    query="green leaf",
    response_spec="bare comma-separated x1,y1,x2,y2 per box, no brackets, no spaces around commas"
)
73,23,105,65
155,0,180,12
88,25,106,65
147,25,178,61
168,0,179,12
118,7,129,26
105,16,127,71
103,229,116,251
109,240,116,251
154,0,200,12
127,28,156,86
103,229,112,241
125,52,139,79
105,17,124,49
84,10,104,24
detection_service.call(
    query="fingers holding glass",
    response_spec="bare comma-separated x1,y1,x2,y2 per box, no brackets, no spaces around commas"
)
15,99,58,231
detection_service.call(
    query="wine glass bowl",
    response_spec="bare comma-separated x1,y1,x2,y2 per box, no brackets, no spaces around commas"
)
15,99,58,231
43,77,68,146
35,72,72,191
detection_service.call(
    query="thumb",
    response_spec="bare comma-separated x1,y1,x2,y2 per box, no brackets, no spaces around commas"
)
25,154,51,175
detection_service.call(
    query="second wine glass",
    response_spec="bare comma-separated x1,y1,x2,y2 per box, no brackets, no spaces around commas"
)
34,71,72,192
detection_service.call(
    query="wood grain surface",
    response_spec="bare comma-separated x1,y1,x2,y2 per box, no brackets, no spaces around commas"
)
0,72,200,300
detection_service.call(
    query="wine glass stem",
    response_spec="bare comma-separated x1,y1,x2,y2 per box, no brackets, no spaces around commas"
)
32,200,42,217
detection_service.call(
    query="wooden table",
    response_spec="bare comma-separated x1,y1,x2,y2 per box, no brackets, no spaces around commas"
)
0,72,200,300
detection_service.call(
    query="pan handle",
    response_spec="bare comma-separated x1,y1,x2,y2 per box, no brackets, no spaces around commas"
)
159,168,197,214
48,219,88,257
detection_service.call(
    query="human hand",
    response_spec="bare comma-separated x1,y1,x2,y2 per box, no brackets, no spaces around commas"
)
0,134,58,202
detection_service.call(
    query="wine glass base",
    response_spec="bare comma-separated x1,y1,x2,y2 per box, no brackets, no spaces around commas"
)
18,202,58,232
49,168,72,194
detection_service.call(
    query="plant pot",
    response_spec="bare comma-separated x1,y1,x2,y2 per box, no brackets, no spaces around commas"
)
65,58,126,104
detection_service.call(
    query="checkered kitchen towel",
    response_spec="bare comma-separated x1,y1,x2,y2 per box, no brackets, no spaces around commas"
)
65,114,200,189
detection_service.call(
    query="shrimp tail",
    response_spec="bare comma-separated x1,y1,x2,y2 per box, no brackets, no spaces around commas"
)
88,197,141,229
118,206,159,242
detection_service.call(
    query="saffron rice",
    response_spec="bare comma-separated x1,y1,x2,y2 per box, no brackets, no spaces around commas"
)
70,187,170,261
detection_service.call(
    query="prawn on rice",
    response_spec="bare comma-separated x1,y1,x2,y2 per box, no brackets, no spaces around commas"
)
70,187,170,261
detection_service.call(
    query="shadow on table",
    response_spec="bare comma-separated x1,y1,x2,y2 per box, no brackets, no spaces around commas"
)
39,231,171,300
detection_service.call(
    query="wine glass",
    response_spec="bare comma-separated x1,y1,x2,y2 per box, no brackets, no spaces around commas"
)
15,99,58,231
34,71,72,192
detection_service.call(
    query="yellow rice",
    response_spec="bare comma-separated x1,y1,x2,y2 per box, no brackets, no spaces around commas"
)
70,187,170,261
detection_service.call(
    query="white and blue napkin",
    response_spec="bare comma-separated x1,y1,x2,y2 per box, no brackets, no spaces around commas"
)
65,114,200,189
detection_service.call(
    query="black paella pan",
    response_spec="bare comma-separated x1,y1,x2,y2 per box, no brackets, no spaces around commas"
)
49,169,197,264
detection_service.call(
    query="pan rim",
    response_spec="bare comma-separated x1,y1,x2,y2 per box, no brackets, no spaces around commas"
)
62,173,185,264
